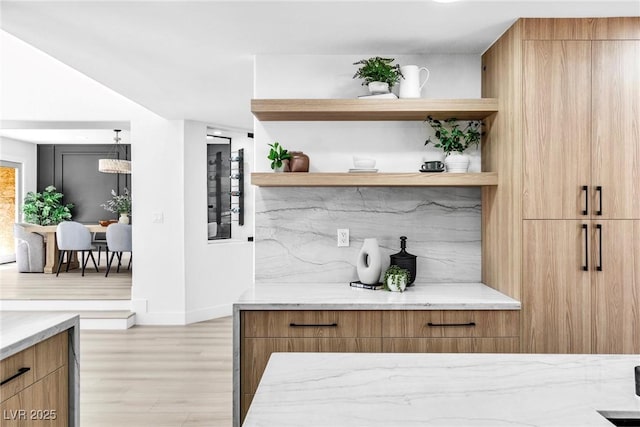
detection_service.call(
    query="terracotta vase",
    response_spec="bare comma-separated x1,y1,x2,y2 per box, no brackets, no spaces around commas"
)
289,152,309,172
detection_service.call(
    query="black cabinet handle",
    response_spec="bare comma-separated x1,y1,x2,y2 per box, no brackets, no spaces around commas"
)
596,224,603,271
596,186,603,216
1,367,30,386
582,224,589,271
427,322,476,327
289,323,338,328
582,185,589,215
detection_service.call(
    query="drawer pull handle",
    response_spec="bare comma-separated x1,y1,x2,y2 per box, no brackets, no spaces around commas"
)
427,322,476,327
1,367,31,386
289,323,338,328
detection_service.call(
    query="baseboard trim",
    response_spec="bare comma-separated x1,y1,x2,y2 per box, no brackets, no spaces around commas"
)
185,304,232,324
0,299,131,311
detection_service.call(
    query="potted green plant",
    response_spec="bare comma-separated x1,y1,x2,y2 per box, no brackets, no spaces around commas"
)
267,142,292,172
22,185,74,225
424,116,484,173
353,56,403,95
383,265,410,293
101,188,131,224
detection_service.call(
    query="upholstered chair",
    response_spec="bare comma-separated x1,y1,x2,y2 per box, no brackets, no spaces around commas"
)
14,223,45,273
105,224,132,277
55,221,99,276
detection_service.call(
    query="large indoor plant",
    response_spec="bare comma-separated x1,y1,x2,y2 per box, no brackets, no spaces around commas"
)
22,185,74,225
424,116,484,173
353,56,403,94
101,188,131,224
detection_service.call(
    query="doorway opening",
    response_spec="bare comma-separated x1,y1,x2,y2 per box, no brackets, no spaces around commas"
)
0,161,22,264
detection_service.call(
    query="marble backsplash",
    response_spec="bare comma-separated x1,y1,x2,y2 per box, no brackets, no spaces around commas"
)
255,187,481,283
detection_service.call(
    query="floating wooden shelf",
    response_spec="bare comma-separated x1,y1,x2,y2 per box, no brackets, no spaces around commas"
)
251,172,498,187
251,98,498,121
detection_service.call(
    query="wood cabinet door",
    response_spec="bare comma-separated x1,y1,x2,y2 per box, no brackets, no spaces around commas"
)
382,338,519,353
522,220,591,353
522,41,592,219
592,41,640,219
592,220,640,353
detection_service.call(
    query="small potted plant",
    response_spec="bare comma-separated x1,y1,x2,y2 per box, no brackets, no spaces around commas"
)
353,56,403,95
383,265,410,293
267,142,292,172
22,185,74,225
101,188,131,224
424,116,484,173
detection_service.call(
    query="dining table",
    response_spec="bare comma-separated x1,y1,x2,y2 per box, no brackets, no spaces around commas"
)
23,224,109,274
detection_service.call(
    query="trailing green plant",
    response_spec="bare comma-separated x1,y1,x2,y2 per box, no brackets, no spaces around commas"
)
267,142,292,170
22,185,73,225
424,116,484,155
101,188,131,214
352,56,403,88
383,265,410,292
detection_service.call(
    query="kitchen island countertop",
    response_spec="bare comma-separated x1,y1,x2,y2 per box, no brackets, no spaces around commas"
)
244,352,640,426
234,282,520,310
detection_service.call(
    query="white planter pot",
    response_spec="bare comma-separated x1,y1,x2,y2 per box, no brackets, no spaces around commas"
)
368,81,389,95
444,153,470,173
356,238,382,285
386,275,407,292
119,213,130,224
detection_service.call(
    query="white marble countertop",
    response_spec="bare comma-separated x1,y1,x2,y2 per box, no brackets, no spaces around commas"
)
0,311,80,359
235,282,520,310
244,352,640,427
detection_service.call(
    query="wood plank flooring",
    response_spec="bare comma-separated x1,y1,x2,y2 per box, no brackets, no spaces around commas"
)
0,254,131,300
80,317,232,427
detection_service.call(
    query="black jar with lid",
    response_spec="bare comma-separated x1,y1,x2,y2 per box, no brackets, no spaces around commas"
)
389,236,417,286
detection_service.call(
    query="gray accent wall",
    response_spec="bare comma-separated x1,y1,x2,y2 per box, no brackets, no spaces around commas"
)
255,187,481,284
37,144,131,223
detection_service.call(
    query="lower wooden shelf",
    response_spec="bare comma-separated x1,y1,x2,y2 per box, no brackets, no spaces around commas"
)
251,172,498,187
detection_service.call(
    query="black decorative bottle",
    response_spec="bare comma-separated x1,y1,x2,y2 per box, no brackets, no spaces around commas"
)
390,236,417,286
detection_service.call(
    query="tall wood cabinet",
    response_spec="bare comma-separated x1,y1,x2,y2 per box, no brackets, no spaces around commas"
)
482,18,640,354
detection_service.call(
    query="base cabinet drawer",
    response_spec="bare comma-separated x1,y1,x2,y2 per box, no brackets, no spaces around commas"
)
1,348,35,403
382,310,520,338
382,338,520,353
243,310,381,338
240,337,381,423
0,366,68,427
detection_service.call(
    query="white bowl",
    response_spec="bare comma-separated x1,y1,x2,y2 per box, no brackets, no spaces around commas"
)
353,157,376,169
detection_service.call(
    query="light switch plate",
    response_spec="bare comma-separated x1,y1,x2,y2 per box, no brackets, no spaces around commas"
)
152,212,164,224
337,229,349,247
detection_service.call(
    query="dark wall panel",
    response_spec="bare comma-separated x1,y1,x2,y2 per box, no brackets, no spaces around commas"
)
37,144,131,223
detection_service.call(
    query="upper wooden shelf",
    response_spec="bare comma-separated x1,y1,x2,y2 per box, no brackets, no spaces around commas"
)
251,172,498,187
251,98,498,121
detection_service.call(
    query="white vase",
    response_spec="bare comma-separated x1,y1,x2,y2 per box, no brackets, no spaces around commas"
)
444,153,470,173
119,213,130,224
356,238,382,285
368,81,389,95
386,275,407,292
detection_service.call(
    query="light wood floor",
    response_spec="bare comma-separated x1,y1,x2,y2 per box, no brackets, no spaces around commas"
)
0,254,131,300
81,316,233,427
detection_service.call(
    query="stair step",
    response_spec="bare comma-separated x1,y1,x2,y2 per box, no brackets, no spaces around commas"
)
78,311,135,330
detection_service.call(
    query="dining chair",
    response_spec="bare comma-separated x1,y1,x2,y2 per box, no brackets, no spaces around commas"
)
92,232,108,266
105,224,132,277
55,221,99,276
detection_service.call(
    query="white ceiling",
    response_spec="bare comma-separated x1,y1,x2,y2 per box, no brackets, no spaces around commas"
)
0,129,130,145
1,1,638,131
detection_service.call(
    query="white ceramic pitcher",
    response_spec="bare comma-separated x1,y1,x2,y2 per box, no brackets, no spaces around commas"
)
399,65,430,99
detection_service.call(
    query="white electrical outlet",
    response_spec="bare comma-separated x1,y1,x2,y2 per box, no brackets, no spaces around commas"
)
337,229,349,247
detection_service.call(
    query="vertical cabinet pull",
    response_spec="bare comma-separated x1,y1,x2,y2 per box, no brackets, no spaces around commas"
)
582,185,589,215
596,186,603,216
582,224,588,271
596,224,603,271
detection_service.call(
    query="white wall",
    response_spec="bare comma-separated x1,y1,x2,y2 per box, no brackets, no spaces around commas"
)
254,54,482,174
183,121,254,323
1,29,254,324
0,137,37,219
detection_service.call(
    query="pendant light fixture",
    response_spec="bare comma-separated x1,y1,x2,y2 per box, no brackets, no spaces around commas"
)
98,129,131,174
